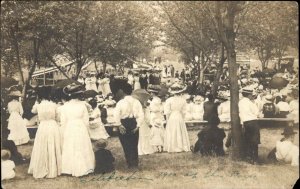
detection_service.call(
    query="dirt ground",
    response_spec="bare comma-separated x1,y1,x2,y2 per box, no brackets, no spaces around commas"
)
2,128,299,189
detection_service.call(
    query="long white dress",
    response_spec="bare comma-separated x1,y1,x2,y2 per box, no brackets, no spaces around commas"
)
128,74,134,86
149,97,165,146
163,96,190,152
60,99,95,177
28,100,62,179
88,108,110,140
134,76,141,90
85,77,98,91
102,78,112,97
218,100,231,122
138,108,155,155
97,78,104,93
7,100,30,145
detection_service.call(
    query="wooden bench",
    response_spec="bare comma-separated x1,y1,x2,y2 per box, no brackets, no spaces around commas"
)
256,118,294,128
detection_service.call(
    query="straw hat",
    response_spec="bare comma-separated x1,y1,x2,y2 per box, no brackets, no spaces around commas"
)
241,86,254,95
8,90,22,97
94,139,108,149
264,94,273,102
1,149,11,160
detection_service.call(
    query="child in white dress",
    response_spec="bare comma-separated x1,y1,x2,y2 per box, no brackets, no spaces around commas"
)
1,150,15,181
150,118,165,152
7,92,30,145
88,100,110,140
149,97,165,152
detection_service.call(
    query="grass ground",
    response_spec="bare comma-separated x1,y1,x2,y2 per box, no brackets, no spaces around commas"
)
2,128,299,189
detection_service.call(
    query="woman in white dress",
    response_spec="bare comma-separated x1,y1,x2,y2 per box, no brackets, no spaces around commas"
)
28,91,62,179
60,84,95,177
7,91,30,146
138,103,155,155
90,75,98,92
127,71,134,87
218,95,231,122
88,99,109,140
97,75,104,94
133,73,141,90
192,96,204,120
185,96,194,121
164,92,190,152
99,76,112,97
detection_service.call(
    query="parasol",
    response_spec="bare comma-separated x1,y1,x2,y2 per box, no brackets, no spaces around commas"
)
269,77,289,89
132,89,151,106
83,90,99,98
1,77,18,89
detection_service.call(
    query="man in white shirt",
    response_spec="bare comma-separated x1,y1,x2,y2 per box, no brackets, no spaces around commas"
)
239,88,260,164
114,83,144,168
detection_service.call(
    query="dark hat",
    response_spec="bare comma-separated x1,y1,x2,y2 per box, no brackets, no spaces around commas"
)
94,139,108,149
121,83,133,95
63,83,85,97
281,127,297,136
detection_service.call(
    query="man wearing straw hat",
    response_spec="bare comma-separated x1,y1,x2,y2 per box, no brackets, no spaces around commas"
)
239,87,260,164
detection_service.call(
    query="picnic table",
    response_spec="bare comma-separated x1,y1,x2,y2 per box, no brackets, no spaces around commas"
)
27,118,295,139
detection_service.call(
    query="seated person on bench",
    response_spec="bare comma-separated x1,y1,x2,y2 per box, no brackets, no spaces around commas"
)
192,115,225,156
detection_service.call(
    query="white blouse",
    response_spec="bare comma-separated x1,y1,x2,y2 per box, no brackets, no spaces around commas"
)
276,140,299,166
114,96,144,128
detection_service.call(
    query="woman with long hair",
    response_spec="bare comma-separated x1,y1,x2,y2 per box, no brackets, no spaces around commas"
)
28,87,62,178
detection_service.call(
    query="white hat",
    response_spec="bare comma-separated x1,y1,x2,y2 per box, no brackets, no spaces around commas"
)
265,95,273,102
8,90,22,97
241,86,254,94
241,78,248,84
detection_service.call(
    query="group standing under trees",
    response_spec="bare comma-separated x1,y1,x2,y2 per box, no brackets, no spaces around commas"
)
1,1,298,161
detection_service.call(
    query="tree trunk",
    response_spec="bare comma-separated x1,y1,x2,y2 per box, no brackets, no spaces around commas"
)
103,61,107,73
199,69,205,84
212,45,226,98
227,48,243,160
11,30,24,86
277,57,282,71
22,58,37,106
199,52,205,84
94,60,100,75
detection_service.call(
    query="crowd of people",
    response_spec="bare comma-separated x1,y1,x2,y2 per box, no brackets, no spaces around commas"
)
1,64,299,181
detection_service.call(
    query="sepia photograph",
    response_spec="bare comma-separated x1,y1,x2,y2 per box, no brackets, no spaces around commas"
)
1,1,299,189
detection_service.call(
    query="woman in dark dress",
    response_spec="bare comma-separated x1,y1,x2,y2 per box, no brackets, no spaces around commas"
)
192,115,225,156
